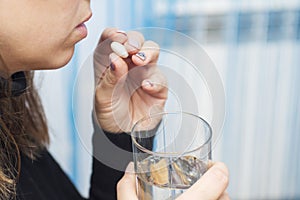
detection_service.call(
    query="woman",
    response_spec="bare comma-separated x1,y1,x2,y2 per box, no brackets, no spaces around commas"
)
0,0,229,199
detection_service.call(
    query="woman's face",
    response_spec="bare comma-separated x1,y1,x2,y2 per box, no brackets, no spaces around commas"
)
0,0,91,76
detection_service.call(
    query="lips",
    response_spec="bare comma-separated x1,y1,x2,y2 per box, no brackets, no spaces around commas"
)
74,12,92,38
77,12,93,28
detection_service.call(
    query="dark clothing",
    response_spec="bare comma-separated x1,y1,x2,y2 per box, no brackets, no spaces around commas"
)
16,131,133,200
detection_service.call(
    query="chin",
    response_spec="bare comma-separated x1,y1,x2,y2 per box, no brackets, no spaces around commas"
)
48,48,75,70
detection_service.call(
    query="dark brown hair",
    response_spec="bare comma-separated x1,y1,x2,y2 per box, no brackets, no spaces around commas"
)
0,71,49,199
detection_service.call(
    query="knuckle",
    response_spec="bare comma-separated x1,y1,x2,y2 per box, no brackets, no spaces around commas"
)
105,72,117,85
215,162,229,176
100,27,127,43
101,27,118,39
211,162,229,186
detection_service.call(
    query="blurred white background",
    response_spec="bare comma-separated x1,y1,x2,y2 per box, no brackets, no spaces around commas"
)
35,0,300,199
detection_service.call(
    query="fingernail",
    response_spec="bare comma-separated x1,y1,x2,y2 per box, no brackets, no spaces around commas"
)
135,52,146,61
110,63,115,71
128,38,141,49
125,162,135,173
116,30,127,36
147,80,154,87
143,80,153,87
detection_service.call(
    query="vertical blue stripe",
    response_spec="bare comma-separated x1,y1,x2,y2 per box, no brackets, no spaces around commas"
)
106,0,115,25
266,41,280,194
142,0,154,27
281,31,300,197
297,10,300,40
296,85,300,197
129,0,135,28
292,51,300,197
221,8,241,195
165,0,176,30
291,41,300,197
67,48,79,186
253,11,269,197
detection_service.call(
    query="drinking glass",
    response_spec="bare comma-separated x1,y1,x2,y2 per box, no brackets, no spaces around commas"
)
131,112,212,200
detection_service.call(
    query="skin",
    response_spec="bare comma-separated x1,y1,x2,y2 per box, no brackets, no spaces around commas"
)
94,28,168,133
0,0,91,77
118,162,230,200
0,1,229,199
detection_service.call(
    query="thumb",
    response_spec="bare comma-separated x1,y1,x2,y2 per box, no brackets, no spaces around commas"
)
177,162,229,200
117,162,138,200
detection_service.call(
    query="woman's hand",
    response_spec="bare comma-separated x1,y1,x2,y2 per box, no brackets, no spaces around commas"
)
94,28,167,133
117,162,230,200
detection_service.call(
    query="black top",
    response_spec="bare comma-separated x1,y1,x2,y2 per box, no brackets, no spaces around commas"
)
0,71,27,98
16,130,133,200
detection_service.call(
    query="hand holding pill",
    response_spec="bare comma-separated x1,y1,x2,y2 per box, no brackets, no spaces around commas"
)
93,28,167,133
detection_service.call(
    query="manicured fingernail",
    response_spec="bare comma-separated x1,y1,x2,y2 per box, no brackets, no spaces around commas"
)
147,81,154,87
135,52,146,61
116,30,127,36
110,63,115,71
125,162,135,173
128,38,141,49
111,42,129,58
144,80,153,87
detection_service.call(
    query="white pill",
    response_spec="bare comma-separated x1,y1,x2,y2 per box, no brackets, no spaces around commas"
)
110,42,129,58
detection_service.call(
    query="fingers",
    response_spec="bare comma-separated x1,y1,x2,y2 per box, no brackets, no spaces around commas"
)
101,52,128,87
132,41,162,96
124,31,145,54
99,29,144,54
177,162,229,200
99,27,127,44
96,28,159,68
117,163,138,200
95,29,146,75
94,28,128,74
132,40,160,67
96,28,161,91
96,28,128,60
141,70,167,98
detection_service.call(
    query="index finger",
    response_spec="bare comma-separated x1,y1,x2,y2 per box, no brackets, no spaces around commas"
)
99,27,127,44
94,28,128,69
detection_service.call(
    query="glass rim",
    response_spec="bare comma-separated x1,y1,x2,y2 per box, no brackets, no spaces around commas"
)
131,111,212,157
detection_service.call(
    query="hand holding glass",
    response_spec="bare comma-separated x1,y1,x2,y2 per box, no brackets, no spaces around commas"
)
131,112,212,200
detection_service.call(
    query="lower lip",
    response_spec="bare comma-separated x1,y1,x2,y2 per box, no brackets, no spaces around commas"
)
75,23,88,38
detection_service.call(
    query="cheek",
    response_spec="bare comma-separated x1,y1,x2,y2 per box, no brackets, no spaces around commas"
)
23,20,78,69
1,31,75,70
0,1,79,70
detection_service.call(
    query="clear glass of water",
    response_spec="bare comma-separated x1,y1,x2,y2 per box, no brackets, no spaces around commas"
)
131,112,212,200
